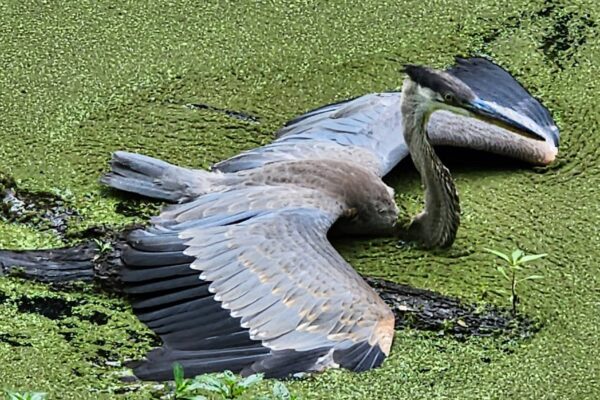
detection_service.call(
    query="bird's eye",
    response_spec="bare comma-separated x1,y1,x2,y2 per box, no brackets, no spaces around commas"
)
378,208,385,214
444,93,455,102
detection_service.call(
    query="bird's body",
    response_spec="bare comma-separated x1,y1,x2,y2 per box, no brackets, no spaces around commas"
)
120,158,399,379
0,57,560,380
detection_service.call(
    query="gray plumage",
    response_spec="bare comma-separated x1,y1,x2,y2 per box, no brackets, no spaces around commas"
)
121,159,398,380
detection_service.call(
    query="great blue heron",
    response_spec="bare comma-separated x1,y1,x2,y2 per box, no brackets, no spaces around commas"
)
95,60,555,380
0,58,559,380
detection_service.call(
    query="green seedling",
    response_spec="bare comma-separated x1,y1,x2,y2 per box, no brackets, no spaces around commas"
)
92,238,113,254
170,364,299,400
484,248,546,315
4,391,47,400
172,363,265,399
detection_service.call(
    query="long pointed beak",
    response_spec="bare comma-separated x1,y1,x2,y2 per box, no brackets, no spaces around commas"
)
466,99,545,141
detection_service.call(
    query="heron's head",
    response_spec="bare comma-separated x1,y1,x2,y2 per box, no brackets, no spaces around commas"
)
402,64,543,141
401,59,559,165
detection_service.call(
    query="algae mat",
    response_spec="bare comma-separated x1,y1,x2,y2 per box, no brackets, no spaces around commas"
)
0,1,599,398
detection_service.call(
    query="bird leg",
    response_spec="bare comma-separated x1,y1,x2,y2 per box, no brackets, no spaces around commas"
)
392,216,440,249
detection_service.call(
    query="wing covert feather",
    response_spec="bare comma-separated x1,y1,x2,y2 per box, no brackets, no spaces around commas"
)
123,185,394,379
212,93,408,176
181,207,394,357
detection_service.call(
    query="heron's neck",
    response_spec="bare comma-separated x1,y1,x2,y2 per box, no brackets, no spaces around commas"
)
400,80,460,248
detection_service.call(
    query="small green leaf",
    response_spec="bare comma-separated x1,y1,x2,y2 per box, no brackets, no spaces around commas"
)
496,266,510,281
511,249,524,264
518,254,547,264
173,363,190,393
188,379,227,394
238,373,264,389
272,381,292,400
522,275,545,281
484,248,511,263
222,370,236,379
4,392,47,400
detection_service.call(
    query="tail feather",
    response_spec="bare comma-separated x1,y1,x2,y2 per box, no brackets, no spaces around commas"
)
100,151,220,202
0,244,96,283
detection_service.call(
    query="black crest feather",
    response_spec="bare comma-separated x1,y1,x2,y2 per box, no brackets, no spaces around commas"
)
402,64,456,96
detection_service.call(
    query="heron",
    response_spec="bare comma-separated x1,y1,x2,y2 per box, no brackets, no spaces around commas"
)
0,58,559,380
98,59,555,379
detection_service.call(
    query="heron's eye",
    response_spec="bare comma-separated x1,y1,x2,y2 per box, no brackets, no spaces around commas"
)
444,93,455,103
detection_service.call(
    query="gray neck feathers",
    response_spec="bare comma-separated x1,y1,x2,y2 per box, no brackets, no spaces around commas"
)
400,79,460,248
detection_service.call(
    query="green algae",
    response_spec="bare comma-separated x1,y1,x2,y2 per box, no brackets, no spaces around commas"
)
0,0,599,398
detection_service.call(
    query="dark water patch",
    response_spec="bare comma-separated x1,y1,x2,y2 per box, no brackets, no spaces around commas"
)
96,347,118,361
126,328,161,347
435,146,532,173
115,198,162,219
66,223,142,243
184,102,260,123
96,185,163,219
0,333,31,347
384,146,533,189
90,339,129,365
0,177,79,238
534,0,557,18
538,5,596,70
365,277,539,339
59,329,77,342
16,296,78,320
79,310,110,325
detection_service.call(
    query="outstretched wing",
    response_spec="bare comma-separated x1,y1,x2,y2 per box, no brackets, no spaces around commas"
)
123,186,394,380
212,92,408,176
213,57,560,178
447,57,560,146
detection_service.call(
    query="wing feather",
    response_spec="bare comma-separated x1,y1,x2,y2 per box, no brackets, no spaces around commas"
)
182,207,394,357
213,93,408,176
122,186,394,379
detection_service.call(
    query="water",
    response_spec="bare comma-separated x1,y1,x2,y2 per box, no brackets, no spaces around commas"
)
0,1,598,398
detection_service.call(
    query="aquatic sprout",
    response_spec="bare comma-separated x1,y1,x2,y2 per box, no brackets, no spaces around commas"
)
92,238,113,254
170,363,299,399
3,391,47,400
484,248,547,315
